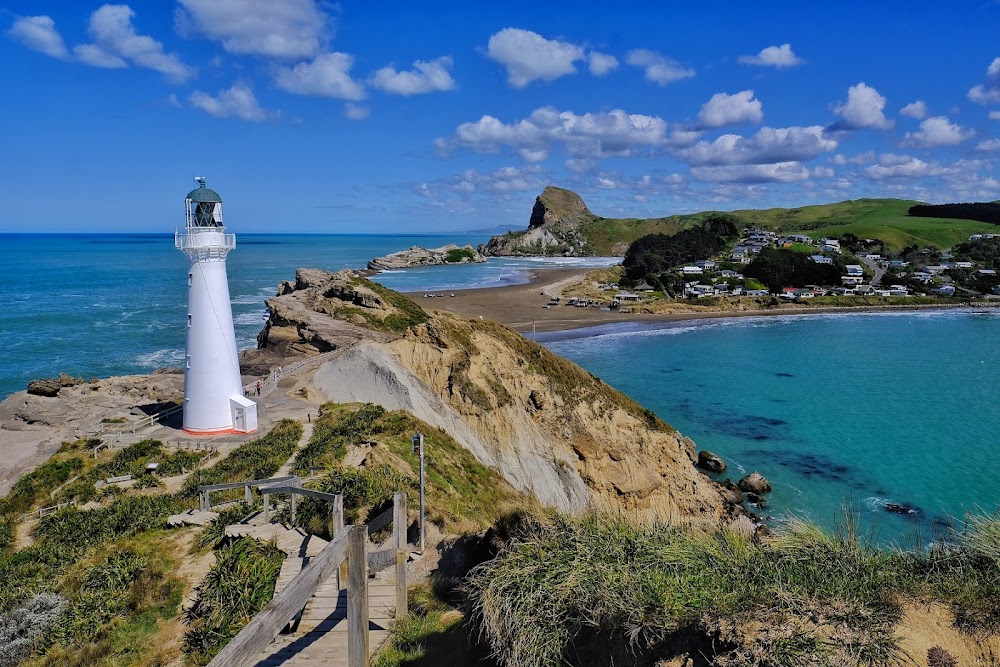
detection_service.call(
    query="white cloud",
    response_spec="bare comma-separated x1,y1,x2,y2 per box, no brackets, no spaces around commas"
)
864,153,948,180
449,166,545,194
830,151,875,165
968,57,1000,105
692,162,810,184
371,56,456,95
74,43,127,68
344,103,369,120
189,82,276,121
697,90,763,128
991,111,1000,120
812,166,835,178
587,51,619,76
899,100,928,119
738,43,803,68
902,116,974,148
832,82,893,130
626,49,694,85
74,5,194,82
486,28,584,87
975,138,1000,152
7,15,68,59
565,158,599,174
439,106,671,161
175,0,326,58
275,53,365,100
680,126,837,166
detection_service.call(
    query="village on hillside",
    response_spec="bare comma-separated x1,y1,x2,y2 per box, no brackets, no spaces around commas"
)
561,229,1000,309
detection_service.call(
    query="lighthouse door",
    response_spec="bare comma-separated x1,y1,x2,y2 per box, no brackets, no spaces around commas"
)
233,408,245,432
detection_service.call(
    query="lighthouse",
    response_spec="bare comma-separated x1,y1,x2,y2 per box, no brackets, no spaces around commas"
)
175,177,257,435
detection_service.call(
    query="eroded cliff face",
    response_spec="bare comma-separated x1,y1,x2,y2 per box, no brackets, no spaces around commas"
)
480,186,597,257
263,270,724,519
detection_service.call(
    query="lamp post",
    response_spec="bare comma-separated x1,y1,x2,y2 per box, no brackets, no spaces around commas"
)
411,432,426,554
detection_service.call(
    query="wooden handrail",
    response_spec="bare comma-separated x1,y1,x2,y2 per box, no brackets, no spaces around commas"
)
197,476,299,494
206,525,361,667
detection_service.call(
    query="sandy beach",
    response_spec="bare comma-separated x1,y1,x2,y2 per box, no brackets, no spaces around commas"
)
406,267,996,335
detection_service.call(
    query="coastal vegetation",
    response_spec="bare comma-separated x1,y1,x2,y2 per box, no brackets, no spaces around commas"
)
464,509,1000,667
445,247,477,263
743,247,847,292
908,201,1000,226
623,216,740,285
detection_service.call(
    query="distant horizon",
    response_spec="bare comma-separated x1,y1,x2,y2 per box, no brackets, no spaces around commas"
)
3,1,999,233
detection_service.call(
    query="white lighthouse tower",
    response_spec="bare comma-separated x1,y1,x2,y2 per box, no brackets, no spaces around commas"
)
175,177,257,435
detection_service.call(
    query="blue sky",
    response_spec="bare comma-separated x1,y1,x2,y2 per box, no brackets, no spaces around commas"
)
3,1,1000,233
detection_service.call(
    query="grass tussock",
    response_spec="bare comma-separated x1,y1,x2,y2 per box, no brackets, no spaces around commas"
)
466,510,1000,667
182,538,285,665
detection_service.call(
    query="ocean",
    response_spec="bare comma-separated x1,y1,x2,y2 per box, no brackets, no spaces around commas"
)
542,311,1000,544
4,234,997,542
0,233,616,400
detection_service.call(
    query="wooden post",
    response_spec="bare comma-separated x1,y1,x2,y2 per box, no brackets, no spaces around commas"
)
393,490,408,618
331,495,345,589
244,485,252,504
347,526,369,667
263,493,270,523
290,492,297,525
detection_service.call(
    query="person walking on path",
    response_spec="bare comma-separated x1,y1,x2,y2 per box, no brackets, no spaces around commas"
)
256,380,261,396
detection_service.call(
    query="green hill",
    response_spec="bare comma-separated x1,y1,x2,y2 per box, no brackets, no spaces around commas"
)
483,190,998,256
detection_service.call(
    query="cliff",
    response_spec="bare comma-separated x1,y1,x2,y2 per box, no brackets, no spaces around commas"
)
367,244,486,271
257,269,726,519
480,185,691,257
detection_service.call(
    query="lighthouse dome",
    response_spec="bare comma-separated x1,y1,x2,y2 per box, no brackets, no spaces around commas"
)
186,177,222,203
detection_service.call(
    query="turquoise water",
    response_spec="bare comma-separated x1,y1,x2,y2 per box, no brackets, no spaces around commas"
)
542,312,1000,544
0,234,616,400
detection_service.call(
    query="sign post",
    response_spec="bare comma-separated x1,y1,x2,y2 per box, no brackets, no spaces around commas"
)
411,432,426,554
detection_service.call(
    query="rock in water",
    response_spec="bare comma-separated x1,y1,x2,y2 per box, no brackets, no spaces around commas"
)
737,472,772,495
697,450,727,473
717,479,744,505
480,186,596,257
367,244,485,271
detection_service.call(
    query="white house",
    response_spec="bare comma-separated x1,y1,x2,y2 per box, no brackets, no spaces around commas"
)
695,259,716,270
810,255,834,265
845,265,864,277
681,266,704,275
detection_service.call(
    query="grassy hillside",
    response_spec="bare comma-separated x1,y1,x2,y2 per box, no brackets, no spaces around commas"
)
573,198,996,255
729,198,997,250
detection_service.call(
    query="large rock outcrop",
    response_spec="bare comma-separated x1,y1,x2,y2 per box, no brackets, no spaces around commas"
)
480,186,597,257
367,244,486,271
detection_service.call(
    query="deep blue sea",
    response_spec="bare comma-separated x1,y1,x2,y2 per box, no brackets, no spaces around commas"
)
3,234,997,542
0,233,616,400
542,312,1000,544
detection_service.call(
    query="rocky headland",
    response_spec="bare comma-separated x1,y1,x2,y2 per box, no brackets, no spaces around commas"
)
367,243,485,271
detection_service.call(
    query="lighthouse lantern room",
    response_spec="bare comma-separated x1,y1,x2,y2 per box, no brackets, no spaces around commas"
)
175,177,257,435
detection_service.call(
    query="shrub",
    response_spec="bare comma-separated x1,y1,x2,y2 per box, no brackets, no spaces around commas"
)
0,592,67,667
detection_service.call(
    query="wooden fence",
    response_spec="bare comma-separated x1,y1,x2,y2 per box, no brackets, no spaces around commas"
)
205,490,409,667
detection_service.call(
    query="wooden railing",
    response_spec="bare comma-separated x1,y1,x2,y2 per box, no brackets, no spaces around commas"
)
206,490,409,667
196,476,299,512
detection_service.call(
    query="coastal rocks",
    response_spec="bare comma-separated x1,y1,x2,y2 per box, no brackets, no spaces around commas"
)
527,389,545,413
737,472,772,495
696,450,726,473
26,374,84,397
885,501,921,516
367,244,485,271
480,186,596,257
717,480,744,505
253,269,403,358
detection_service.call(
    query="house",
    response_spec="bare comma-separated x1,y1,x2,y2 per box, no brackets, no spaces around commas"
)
634,282,655,292
719,269,742,278
681,266,704,276
863,253,882,260
932,285,956,296
613,291,641,303
685,284,716,297
730,246,752,264
924,265,946,274
890,259,909,269
954,261,974,269
854,284,876,296
978,269,997,276
810,255,834,265
820,238,841,251
841,275,863,285
910,271,933,283
695,259,716,270
745,289,770,297
784,234,813,244
845,265,864,277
